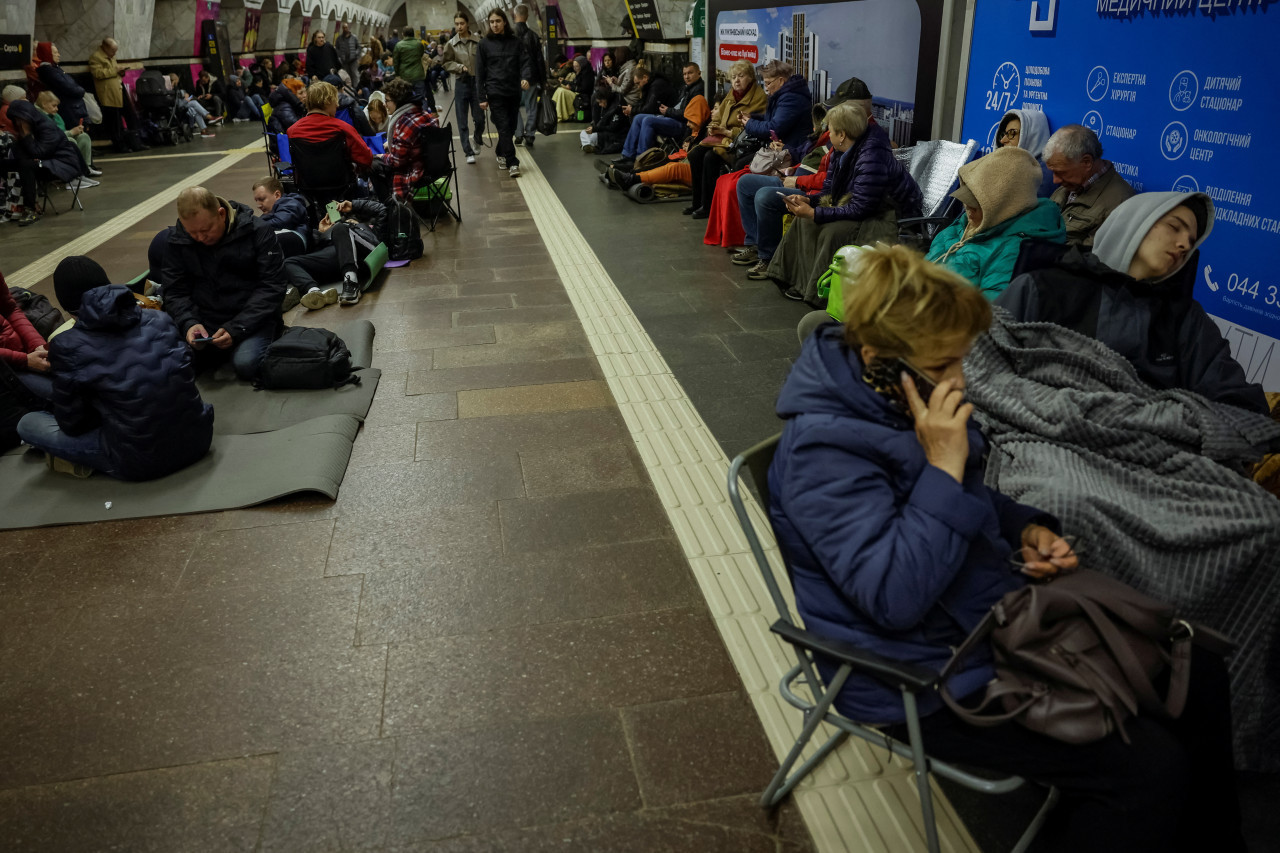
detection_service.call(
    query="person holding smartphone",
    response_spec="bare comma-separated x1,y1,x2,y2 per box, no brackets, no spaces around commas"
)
283,198,387,308
767,243,1245,853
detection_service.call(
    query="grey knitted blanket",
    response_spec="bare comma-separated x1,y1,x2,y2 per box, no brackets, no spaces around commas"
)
966,313,1280,771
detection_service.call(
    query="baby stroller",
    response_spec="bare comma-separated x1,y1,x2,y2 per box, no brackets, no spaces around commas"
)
135,70,191,146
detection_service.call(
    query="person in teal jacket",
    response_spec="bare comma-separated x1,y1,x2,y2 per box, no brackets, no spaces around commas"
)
925,146,1066,298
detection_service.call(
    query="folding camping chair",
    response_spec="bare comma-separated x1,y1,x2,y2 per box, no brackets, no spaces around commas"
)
36,167,84,216
726,434,1059,853
410,123,461,231
286,134,358,222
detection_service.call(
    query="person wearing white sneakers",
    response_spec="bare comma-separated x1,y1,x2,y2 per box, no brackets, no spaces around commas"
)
475,8,534,178
283,199,386,309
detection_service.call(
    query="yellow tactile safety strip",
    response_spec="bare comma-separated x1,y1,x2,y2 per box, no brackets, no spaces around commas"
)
514,154,984,853
6,146,262,291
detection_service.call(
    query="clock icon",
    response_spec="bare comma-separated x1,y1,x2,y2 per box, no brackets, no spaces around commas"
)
993,61,1021,105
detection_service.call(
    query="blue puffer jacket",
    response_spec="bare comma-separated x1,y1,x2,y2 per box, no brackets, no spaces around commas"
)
47,285,214,481
743,74,813,152
768,323,1054,724
260,192,312,244
268,84,303,132
810,123,923,225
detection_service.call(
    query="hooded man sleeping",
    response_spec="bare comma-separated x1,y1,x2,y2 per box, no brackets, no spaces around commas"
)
997,191,1267,415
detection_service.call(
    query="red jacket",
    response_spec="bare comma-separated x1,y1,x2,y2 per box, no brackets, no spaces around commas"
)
286,112,374,169
0,280,47,369
796,149,832,192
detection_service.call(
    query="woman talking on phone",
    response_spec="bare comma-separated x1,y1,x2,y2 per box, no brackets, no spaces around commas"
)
766,244,1246,853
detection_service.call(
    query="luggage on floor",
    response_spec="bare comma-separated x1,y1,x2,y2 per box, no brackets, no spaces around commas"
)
256,327,361,390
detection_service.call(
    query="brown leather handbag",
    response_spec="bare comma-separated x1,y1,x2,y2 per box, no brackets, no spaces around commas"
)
940,569,1233,745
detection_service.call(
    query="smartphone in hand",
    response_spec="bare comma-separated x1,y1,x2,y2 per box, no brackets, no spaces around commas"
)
864,357,940,412
325,201,342,223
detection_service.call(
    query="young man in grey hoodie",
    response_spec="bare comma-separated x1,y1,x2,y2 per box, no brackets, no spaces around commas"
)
997,191,1267,414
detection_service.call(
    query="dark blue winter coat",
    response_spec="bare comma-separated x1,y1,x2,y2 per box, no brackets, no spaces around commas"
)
47,285,214,481
6,99,87,182
37,62,88,128
260,192,312,244
267,84,304,132
768,323,1055,724
743,74,812,153
810,123,922,225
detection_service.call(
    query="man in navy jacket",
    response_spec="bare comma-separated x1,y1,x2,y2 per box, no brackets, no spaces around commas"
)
17,282,213,480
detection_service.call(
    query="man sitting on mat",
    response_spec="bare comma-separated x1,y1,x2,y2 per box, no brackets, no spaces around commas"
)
251,175,311,258
283,198,387,309
162,186,287,380
16,275,213,480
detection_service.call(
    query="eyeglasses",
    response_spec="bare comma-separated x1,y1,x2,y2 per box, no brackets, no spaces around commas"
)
1000,126,1020,140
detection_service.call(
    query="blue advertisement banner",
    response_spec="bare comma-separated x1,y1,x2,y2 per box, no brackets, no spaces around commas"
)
961,0,1280,387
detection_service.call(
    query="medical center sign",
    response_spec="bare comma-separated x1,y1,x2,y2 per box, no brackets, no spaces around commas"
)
961,0,1280,390
718,21,759,63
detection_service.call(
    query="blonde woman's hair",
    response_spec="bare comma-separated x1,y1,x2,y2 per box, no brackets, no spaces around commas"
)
35,90,59,111
632,60,650,80
825,102,868,140
728,59,755,81
842,244,991,356
306,80,338,112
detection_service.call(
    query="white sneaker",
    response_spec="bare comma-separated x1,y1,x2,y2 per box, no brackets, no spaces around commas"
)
66,177,100,190
199,130,216,138
465,154,476,164
231,117,250,123
496,156,507,169
300,286,339,310
87,166,103,177
508,164,521,178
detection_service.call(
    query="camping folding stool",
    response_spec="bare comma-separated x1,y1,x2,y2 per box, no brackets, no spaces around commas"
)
726,433,1059,853
36,168,83,216
409,123,461,232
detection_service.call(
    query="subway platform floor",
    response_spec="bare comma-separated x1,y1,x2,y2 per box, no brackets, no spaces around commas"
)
1,122,1275,852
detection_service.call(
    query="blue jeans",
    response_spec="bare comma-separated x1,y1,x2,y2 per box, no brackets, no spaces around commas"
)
194,328,274,380
519,85,539,138
454,77,484,156
738,173,804,259
621,113,686,157
16,370,54,401
17,411,120,477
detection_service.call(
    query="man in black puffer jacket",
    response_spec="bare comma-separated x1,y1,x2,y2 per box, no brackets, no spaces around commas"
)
17,283,213,480
283,198,387,309
611,64,677,166
475,8,534,177
162,186,287,380
3,98,88,224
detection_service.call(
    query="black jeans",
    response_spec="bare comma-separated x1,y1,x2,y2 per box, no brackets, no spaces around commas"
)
888,647,1245,853
687,144,729,212
101,104,123,147
282,222,379,291
487,94,520,167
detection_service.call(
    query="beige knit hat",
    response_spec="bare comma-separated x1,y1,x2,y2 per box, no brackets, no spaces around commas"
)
2,85,26,104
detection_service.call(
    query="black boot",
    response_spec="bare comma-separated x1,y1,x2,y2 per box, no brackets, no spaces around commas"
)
613,169,639,190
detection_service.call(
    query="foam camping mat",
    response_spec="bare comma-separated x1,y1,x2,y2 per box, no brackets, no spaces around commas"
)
0,415,359,529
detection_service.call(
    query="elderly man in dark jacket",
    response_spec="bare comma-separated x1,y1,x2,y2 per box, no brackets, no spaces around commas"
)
336,22,362,84
997,191,1266,414
306,31,342,80
162,186,287,380
3,98,88,224
16,281,213,480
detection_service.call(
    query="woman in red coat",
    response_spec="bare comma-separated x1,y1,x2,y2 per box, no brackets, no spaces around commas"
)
0,272,52,400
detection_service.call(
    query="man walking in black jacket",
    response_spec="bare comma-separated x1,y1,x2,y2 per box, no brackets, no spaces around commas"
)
476,9,535,178
162,186,287,380
512,4,546,148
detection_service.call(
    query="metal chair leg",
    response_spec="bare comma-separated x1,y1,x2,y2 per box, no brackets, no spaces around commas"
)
760,664,851,807
902,691,942,853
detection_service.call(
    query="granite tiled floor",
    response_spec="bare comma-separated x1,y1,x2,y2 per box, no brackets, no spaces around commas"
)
0,128,813,851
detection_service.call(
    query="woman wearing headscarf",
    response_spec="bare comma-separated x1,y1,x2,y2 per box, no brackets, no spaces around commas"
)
763,103,921,302
32,43,89,130
924,146,1065,298
475,7,534,179
553,55,594,121
364,90,389,133
995,108,1055,197
684,60,766,219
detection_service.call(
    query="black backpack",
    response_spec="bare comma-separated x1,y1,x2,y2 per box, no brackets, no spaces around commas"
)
387,199,423,261
255,327,361,390
9,287,65,340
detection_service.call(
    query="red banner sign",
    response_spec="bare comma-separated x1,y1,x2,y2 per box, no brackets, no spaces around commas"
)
718,43,758,63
